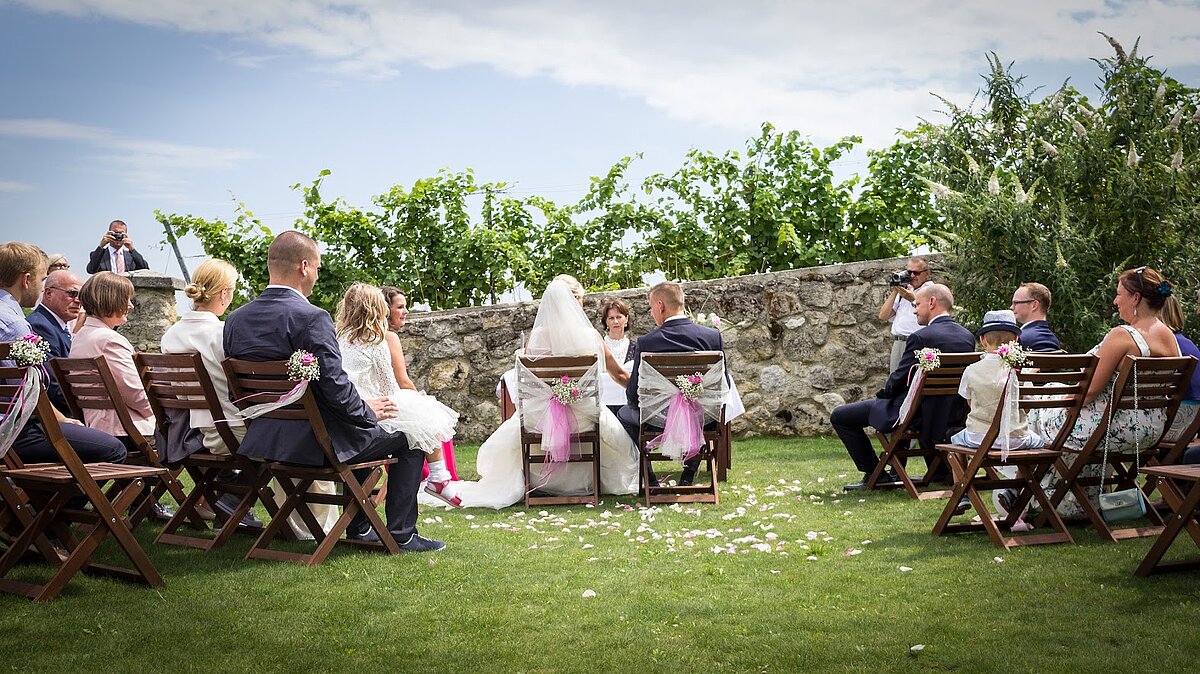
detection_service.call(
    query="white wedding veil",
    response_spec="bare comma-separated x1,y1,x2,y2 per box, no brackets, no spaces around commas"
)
525,279,601,358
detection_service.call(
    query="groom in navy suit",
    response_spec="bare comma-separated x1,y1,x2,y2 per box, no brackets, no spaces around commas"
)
223,231,442,552
617,281,725,485
27,268,82,416
831,283,976,490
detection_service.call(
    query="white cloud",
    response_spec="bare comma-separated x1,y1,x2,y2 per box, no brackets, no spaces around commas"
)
14,1,1200,147
0,118,257,199
0,180,34,193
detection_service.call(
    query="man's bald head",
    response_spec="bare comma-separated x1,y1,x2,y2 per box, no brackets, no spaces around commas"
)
267,231,321,296
913,283,954,326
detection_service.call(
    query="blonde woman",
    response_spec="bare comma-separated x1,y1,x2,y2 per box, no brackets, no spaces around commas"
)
336,284,462,507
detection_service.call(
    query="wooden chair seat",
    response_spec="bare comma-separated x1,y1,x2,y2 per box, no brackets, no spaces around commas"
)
516,354,603,507
934,353,1099,550
224,358,400,566
637,351,728,507
1039,355,1196,542
868,352,981,500
4,463,163,484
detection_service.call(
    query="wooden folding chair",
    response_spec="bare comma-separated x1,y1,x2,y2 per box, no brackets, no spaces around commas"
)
0,363,166,601
637,351,728,506
51,356,197,528
0,343,67,566
517,355,602,507
933,353,1098,549
1134,465,1200,576
135,352,279,551
1042,355,1196,542
866,352,981,499
223,358,400,565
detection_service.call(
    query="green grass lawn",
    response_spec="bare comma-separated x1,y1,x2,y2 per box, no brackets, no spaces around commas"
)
3,436,1199,673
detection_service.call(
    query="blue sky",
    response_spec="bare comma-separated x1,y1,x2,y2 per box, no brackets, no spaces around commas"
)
2,0,1199,282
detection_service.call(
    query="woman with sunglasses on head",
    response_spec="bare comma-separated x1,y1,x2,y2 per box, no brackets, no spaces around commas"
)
1029,266,1182,517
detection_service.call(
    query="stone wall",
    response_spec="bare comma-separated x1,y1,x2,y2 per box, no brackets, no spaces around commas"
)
119,270,185,352
402,256,940,441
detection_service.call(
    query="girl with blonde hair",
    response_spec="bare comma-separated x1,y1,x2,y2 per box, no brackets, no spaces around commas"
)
336,283,462,507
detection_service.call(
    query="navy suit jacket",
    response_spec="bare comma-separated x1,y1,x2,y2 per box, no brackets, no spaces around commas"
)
26,305,73,415
1019,320,1062,352
871,314,976,442
626,317,725,410
86,246,149,274
223,287,385,465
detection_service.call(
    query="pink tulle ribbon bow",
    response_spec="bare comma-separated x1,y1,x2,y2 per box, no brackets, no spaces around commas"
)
647,392,705,462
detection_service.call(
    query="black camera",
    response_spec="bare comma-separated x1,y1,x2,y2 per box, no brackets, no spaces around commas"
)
110,231,125,241
889,270,912,286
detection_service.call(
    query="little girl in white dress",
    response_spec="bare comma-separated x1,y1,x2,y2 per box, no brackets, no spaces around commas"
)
335,283,463,507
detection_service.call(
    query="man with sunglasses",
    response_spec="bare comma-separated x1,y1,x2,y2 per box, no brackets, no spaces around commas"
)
878,257,931,371
28,268,82,415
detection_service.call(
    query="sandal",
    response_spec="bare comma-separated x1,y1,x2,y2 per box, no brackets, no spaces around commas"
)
424,480,464,508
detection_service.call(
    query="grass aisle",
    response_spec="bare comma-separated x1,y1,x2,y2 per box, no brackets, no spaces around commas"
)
2,437,1199,672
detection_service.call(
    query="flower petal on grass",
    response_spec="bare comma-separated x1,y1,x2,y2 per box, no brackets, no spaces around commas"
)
582,589,596,598
899,566,913,572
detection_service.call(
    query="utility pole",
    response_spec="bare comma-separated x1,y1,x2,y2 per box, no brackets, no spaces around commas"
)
160,218,191,283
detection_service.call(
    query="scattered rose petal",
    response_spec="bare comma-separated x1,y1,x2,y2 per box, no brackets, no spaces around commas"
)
899,566,913,572
582,589,596,598
910,645,925,654
806,555,818,561
844,548,862,556
993,556,1004,563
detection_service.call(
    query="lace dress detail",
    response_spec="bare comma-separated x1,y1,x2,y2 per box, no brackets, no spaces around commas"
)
339,338,458,453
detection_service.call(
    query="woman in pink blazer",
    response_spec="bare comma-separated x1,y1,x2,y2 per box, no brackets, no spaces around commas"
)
69,271,156,443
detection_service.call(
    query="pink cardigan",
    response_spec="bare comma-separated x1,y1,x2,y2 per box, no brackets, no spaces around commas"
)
69,316,156,437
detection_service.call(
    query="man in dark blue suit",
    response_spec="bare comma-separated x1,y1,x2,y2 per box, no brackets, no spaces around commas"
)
85,220,150,274
1010,282,1062,352
831,283,976,490
27,268,81,416
223,231,441,552
617,281,725,485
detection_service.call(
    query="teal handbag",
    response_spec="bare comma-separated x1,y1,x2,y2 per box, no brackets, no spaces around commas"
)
1097,361,1148,524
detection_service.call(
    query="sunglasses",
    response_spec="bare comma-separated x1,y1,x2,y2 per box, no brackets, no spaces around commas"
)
46,286,81,299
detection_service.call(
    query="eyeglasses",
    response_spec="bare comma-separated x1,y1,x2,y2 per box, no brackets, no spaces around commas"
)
49,263,70,270
1011,299,1036,305
906,269,927,275
46,287,81,299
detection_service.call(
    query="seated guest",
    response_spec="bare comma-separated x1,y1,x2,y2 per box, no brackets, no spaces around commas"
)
46,253,71,274
0,242,126,465
598,297,636,417
950,310,1042,450
1161,295,1200,446
1010,282,1062,351
159,259,264,529
27,268,82,416
70,272,158,451
832,283,975,490
161,260,245,455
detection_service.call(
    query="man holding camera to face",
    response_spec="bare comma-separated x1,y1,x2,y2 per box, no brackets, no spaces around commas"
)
86,219,149,274
878,256,931,371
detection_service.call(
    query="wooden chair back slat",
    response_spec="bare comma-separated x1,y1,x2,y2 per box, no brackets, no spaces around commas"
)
222,358,336,463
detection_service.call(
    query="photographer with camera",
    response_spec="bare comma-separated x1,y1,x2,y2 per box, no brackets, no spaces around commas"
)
878,257,931,371
86,219,149,274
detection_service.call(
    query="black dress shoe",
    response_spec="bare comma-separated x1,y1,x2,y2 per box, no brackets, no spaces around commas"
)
213,493,264,529
399,534,445,553
952,496,971,516
679,468,697,487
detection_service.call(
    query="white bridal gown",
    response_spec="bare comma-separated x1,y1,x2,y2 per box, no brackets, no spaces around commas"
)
443,280,641,509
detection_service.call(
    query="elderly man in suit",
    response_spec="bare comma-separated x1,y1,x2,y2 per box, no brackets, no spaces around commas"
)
28,268,82,415
617,280,725,486
0,242,126,465
832,283,976,491
1010,282,1062,352
85,220,149,274
222,231,441,552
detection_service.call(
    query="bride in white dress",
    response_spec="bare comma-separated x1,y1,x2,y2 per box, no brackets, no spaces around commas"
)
445,275,642,509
